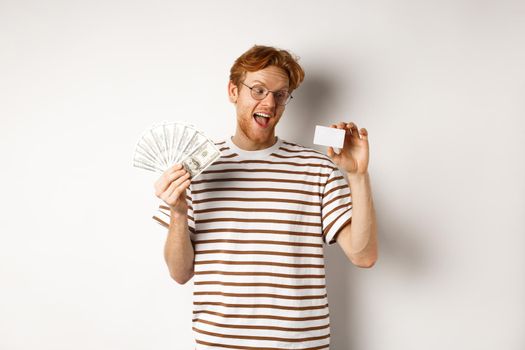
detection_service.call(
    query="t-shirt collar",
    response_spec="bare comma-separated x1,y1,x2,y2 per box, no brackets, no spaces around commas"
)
225,136,283,159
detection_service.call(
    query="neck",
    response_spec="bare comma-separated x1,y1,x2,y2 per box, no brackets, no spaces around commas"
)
232,129,277,151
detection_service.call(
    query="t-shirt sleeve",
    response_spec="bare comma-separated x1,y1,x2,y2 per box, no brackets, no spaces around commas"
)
151,185,195,241
321,167,353,245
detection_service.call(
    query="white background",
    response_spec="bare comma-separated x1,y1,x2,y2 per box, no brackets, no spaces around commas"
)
1,1,524,349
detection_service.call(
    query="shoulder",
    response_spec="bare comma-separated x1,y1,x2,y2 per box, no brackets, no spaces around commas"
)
212,139,230,153
278,139,337,169
213,139,227,147
210,138,238,159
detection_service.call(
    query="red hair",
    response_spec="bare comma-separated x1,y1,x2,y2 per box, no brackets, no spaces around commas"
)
229,45,305,92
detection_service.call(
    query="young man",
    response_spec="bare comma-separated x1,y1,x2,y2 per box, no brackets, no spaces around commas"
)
153,45,377,350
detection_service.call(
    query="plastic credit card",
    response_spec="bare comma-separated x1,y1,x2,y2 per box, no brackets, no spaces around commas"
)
313,125,345,148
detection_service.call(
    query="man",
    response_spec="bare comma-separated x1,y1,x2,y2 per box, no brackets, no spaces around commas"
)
153,45,377,350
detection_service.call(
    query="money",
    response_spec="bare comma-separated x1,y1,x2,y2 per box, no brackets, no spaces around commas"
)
132,122,221,179
180,140,222,178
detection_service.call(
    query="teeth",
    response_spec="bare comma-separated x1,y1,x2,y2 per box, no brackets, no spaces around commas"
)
254,112,271,118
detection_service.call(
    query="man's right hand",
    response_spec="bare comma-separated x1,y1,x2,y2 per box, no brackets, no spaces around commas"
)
154,164,191,215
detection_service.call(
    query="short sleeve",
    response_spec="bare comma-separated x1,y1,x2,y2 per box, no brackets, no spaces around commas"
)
321,167,353,245
151,185,195,241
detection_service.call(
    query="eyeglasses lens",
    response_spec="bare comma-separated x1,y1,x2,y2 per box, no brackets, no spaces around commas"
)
250,85,290,105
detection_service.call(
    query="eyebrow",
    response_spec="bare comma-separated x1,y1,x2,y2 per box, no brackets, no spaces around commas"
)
251,80,289,91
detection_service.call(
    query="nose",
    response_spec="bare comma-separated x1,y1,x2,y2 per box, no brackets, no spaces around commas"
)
261,91,277,107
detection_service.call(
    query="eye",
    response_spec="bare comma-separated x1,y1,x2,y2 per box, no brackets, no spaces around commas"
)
275,91,287,99
252,85,267,96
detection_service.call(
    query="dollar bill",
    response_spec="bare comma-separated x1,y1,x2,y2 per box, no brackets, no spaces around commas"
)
166,122,181,166
162,123,171,166
133,158,164,173
134,144,160,168
137,131,166,168
132,121,220,175
173,125,197,164
150,126,170,168
177,131,207,165
180,140,221,179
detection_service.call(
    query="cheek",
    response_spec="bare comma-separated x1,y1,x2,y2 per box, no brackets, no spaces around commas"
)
275,108,285,120
238,100,258,117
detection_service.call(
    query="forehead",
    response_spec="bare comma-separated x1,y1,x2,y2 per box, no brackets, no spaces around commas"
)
244,66,289,90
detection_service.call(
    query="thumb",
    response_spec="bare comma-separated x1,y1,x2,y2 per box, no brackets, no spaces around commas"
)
327,147,340,163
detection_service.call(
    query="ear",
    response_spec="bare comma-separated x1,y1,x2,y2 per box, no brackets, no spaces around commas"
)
228,80,238,104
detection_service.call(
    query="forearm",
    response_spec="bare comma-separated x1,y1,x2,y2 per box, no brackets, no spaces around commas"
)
164,210,195,284
343,172,378,265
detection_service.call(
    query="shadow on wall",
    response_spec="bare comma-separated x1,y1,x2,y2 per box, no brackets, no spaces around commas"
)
292,71,359,349
285,70,429,349
324,209,429,350
281,71,341,147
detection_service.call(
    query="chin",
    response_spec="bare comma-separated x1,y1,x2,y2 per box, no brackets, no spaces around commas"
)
238,118,275,144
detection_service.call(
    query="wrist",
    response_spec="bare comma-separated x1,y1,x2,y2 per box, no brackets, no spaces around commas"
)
346,171,369,182
170,207,188,219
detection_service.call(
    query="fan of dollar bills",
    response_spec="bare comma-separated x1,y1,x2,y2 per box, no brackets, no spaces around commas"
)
132,122,222,179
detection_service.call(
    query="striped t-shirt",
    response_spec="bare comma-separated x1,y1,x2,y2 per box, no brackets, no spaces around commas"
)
153,136,353,350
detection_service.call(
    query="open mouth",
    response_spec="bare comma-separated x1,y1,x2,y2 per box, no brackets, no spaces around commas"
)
253,112,271,128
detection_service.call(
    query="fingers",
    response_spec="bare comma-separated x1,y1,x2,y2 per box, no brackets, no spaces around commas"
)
154,163,186,197
331,121,369,141
166,176,191,203
162,170,190,199
331,122,346,130
155,170,184,196
327,146,341,165
359,127,368,141
346,122,358,137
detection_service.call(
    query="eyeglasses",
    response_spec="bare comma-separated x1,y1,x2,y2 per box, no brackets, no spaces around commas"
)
240,82,293,106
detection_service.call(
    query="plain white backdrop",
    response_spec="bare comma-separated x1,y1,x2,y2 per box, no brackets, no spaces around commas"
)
1,1,524,349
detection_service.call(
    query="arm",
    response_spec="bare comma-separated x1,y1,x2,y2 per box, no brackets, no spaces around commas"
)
327,122,378,268
164,210,195,284
154,164,195,284
336,172,378,267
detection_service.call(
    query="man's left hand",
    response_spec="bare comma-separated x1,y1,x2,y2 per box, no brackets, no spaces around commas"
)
326,122,369,175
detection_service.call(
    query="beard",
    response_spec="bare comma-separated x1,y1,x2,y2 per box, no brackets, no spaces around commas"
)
236,112,276,145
